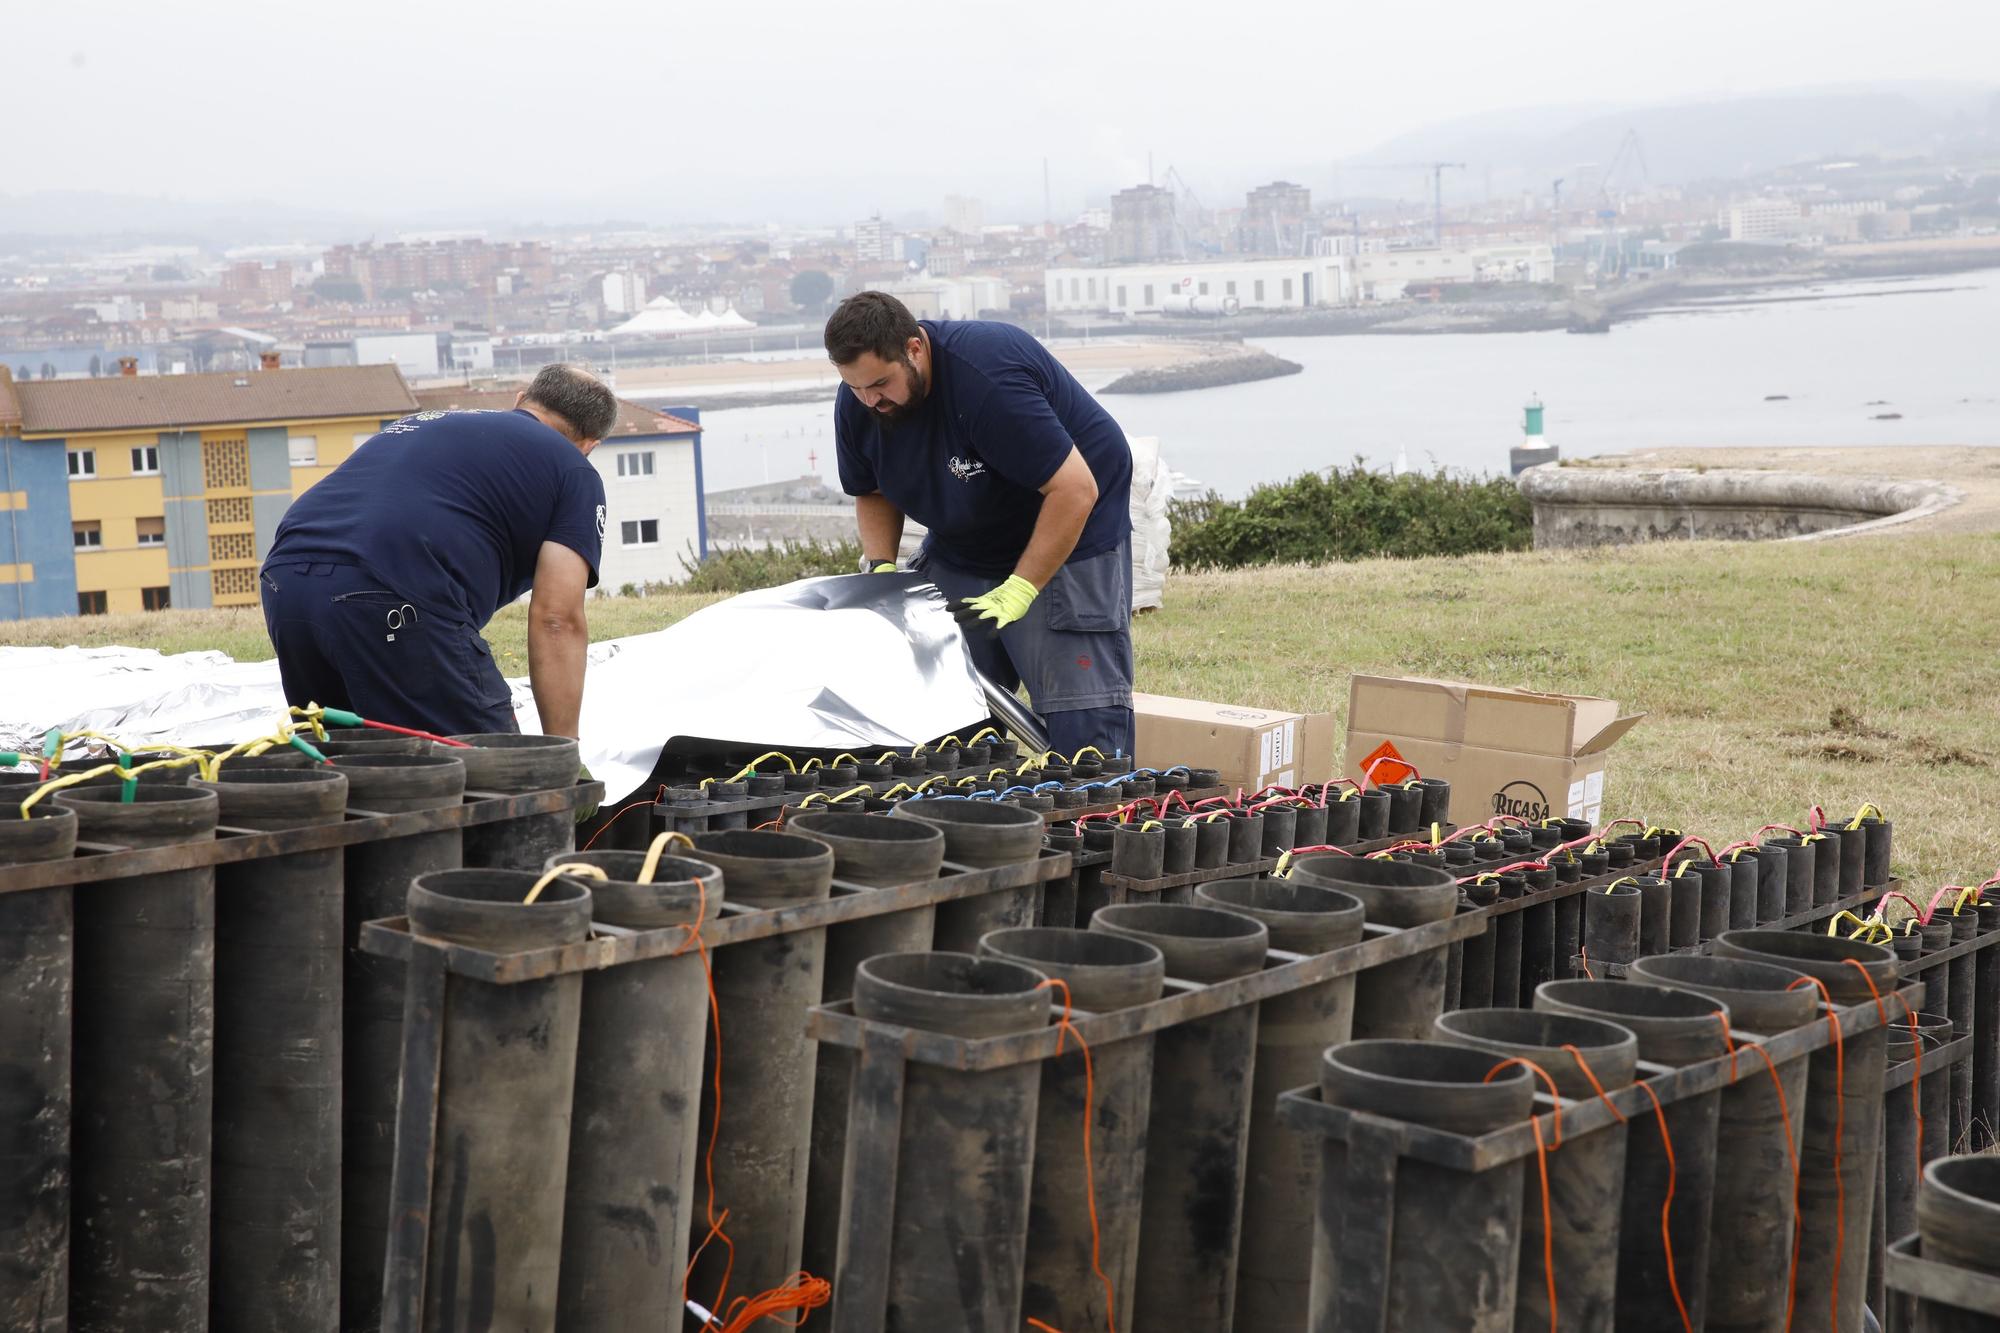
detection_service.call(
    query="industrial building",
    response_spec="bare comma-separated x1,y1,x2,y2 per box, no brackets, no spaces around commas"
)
0,361,418,619
1109,185,1178,262
1045,257,1347,315
411,387,706,592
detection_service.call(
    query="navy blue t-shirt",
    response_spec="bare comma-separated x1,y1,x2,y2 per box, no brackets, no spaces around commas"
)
266,408,605,628
834,320,1132,577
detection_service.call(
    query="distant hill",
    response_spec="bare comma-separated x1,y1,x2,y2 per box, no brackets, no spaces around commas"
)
1335,84,1999,201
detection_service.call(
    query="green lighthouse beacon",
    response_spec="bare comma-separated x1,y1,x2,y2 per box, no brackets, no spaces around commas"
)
1510,393,1558,475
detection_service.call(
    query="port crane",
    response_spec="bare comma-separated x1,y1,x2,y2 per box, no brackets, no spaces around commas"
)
1354,161,1466,247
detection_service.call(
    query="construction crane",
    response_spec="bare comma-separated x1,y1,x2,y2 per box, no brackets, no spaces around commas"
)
1354,161,1466,247
1162,165,1209,261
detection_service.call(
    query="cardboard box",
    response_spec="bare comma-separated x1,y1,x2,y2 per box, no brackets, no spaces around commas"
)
1134,693,1336,793
1343,675,1644,829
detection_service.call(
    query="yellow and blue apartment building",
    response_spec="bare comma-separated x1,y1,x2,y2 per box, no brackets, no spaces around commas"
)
0,365,418,619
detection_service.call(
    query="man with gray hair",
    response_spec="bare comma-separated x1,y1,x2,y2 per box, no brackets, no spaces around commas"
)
260,363,616,738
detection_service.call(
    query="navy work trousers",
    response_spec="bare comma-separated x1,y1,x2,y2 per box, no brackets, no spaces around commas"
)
917,540,1137,762
259,561,518,737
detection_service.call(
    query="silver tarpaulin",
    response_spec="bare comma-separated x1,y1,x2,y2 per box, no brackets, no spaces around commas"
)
1,574,1018,808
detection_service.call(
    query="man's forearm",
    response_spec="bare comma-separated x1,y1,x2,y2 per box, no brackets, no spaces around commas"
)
528,616,587,738
856,492,906,563
1013,486,1094,588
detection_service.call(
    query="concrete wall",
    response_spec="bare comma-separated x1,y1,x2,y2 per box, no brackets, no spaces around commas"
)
1518,465,1959,549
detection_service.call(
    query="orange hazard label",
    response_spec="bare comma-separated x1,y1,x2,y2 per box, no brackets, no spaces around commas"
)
1358,741,1417,788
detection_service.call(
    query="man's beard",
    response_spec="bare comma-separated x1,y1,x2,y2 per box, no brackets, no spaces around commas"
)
873,359,927,428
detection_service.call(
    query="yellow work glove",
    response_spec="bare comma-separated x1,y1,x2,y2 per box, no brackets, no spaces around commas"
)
950,575,1039,633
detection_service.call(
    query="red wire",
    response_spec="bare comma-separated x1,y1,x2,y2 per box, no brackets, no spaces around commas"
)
360,718,472,747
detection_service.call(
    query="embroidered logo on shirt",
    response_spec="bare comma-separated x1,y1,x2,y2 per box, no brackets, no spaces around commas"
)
947,455,988,482
595,505,607,539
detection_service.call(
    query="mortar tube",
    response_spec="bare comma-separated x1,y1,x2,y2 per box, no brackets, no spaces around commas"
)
1091,902,1270,1329
1224,811,1264,865
192,767,349,1333
1798,831,1838,908
977,928,1166,1333
1289,855,1458,1038
1825,823,1866,900
1975,907,2000,1149
1292,803,1329,850
1690,861,1733,942
1041,831,1083,928
1517,901,1558,1002
1628,954,1818,1333
1415,778,1452,829
1354,790,1390,841
0,805,77,1328
1711,929,1899,1333
53,785,220,1332
335,753,467,1329
1918,1013,1951,1172
446,734,580,871
1583,880,1642,967
789,813,947,1298
1194,880,1367,1332
1635,875,1672,954
1459,902,1497,1006
838,953,1050,1330
314,734,427,758
1860,817,1893,888
1111,825,1165,880
1311,1040,1535,1332
1534,979,1731,1332
1753,842,1790,923
1381,781,1422,834
1326,795,1362,846
1434,1008,1641,1333
1913,1156,2000,1331
891,800,1045,951
542,850,724,1330
1881,1012,1951,1285
405,871,591,1332
685,829,834,1304
1553,891,1582,980
1190,816,1230,870
1667,865,1702,948
1949,915,1976,1151
1491,906,1525,1009
1729,852,1761,929
1762,835,1817,916
1257,805,1298,857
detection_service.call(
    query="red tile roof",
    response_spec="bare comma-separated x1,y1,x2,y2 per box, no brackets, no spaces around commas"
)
412,386,699,437
13,365,418,436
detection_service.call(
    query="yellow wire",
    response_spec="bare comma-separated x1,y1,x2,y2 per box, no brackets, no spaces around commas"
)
525,862,606,904
725,750,799,782
1070,745,1106,765
638,831,696,884
827,784,874,804
19,763,124,817
1848,801,1885,830
966,726,1001,745
1954,886,1983,915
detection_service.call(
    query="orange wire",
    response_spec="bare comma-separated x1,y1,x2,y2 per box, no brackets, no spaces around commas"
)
1036,977,1118,1333
1631,1080,1692,1333
1483,1057,1565,1333
1026,1322,1063,1333
1579,947,1596,981
580,785,665,850
1785,975,1844,1333
1741,1039,1803,1298
1906,1008,1925,1174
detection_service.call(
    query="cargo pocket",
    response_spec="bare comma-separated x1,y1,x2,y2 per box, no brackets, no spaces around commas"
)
1042,547,1128,632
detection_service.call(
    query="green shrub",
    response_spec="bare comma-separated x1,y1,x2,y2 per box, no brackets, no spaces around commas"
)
676,537,866,593
1167,461,1532,569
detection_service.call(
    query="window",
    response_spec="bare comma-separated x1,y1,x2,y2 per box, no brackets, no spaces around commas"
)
77,591,106,615
1087,278,1097,300
1116,286,1126,307
1198,282,1209,296
616,451,656,478
137,517,166,547
68,449,95,478
353,432,376,451
1254,280,1265,301
1226,281,1237,296
1143,285,1154,305
620,518,660,546
72,521,102,550
288,435,318,467
130,446,160,475
1283,278,1294,301
1069,278,1079,300
143,586,171,611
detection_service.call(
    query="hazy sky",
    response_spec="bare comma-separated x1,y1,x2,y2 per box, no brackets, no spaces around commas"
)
9,0,1997,227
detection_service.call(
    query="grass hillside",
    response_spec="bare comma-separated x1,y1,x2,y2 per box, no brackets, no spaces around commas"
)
7,532,1996,888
